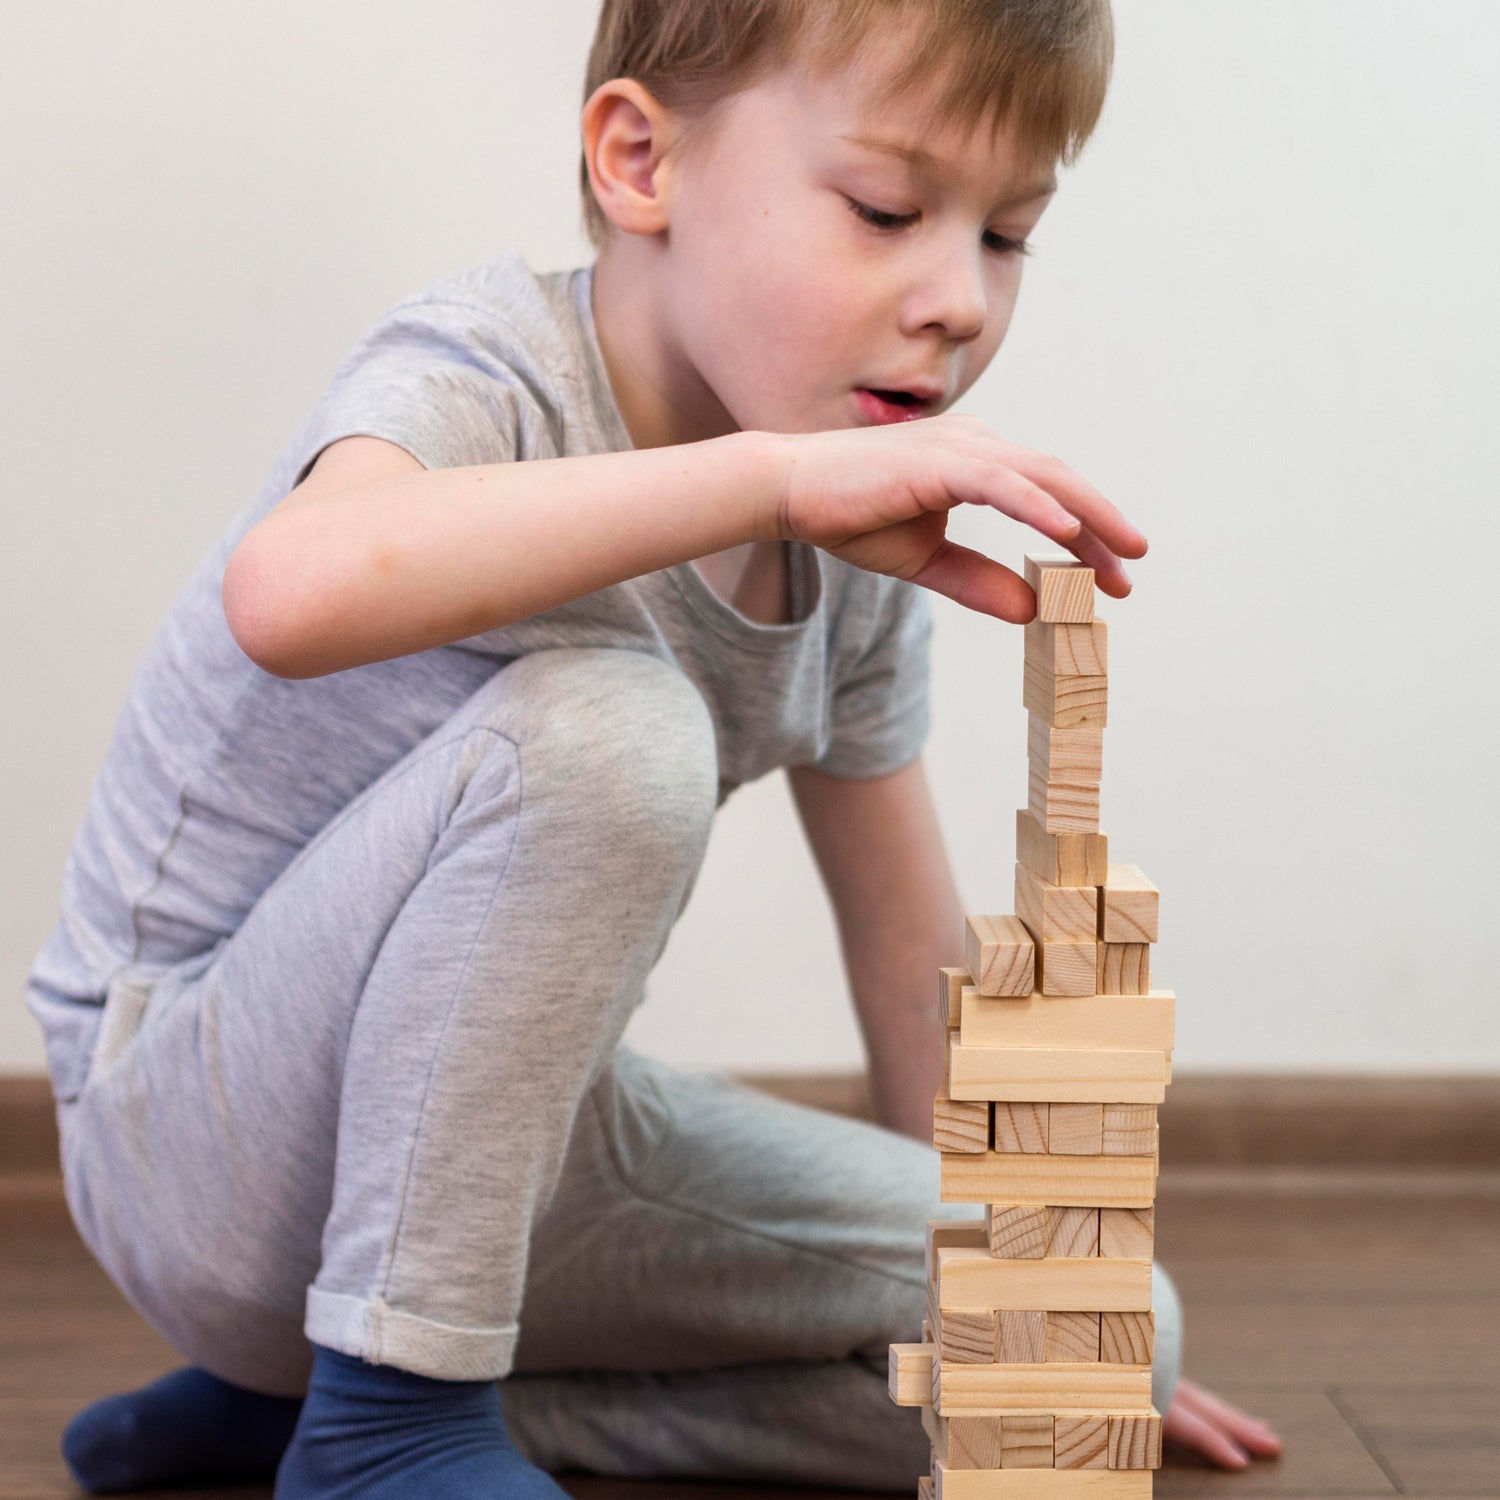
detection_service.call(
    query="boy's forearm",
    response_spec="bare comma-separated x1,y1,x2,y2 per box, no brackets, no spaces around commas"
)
225,430,783,678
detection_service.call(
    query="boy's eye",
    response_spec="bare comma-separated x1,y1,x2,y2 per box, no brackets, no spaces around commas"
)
845,198,1032,256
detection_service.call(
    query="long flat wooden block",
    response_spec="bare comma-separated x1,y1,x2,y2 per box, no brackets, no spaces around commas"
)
965,915,1036,997
1108,1414,1163,1470
1102,866,1159,943
1016,864,1098,942
889,1341,935,1405
1055,1415,1110,1469
1099,1208,1155,1258
942,1150,1158,1207
1096,942,1151,996
1025,619,1108,677
1049,1103,1105,1155
1017,808,1108,888
946,1036,1169,1103
937,1468,1152,1500
936,1362,1153,1414
935,1089,991,1154
1028,715,1104,783
960,989,1176,1053
1102,1105,1158,1156
1024,658,1108,729
936,1248,1153,1312
940,966,971,1027
1028,766,1102,834
1024,554,1095,623
993,1101,1049,1153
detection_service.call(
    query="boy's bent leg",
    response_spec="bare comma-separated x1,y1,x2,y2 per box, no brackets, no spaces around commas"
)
59,648,718,1395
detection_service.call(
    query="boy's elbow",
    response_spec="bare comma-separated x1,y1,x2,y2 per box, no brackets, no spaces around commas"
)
222,527,319,679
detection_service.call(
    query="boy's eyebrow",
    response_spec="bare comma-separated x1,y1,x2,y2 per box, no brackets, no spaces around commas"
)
839,131,1057,202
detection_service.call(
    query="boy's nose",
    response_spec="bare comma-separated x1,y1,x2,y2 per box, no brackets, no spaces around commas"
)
904,247,987,344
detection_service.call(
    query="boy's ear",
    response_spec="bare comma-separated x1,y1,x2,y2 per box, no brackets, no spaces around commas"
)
581,78,681,237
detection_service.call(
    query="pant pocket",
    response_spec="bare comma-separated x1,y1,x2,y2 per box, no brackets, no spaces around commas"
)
87,969,154,1085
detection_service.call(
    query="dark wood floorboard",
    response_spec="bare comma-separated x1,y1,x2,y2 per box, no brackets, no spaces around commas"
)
3,1172,1498,1499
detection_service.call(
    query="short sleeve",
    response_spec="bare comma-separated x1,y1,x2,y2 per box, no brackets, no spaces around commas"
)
811,580,934,778
285,296,561,490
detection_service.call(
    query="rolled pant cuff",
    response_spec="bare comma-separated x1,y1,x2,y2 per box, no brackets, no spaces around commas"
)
305,1286,519,1380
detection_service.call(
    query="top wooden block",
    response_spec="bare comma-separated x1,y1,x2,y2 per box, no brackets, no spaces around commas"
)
1025,554,1095,622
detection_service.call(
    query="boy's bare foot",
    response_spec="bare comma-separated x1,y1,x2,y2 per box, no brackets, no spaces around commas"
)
1163,1378,1285,1468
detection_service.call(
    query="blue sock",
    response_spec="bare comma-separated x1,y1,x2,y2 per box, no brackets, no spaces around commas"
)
274,1342,570,1500
61,1364,303,1492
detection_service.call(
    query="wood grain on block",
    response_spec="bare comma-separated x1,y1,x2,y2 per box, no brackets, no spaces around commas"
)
1108,1414,1163,1470
1017,808,1108,888
936,1467,1152,1500
1035,937,1099,996
942,1150,1157,1208
1001,1414,1055,1469
1025,619,1108,677
1049,1103,1105,1156
889,1341,935,1405
927,1218,989,1280
947,1414,1007,1470
1024,554,1095,623
986,1204,1049,1259
960,989,1176,1053
937,1363,1152,1414
943,1307,1001,1364
1102,1105,1158,1157
995,1308,1046,1362
1016,864,1098,942
1096,943,1151,996
1054,1415,1110,1469
946,1037,1169,1104
1099,1208,1155,1259
936,1247,1153,1312
965,915,1036,997
1101,866,1159,944
993,1101,1049,1153
1047,1205,1101,1258
1023,658,1108,730
1028,765,1102,834
940,966,972,1027
1045,1310,1102,1362
1101,1311,1155,1364
935,1089,991,1154
1028,715,1105,783
920,1475,936,1500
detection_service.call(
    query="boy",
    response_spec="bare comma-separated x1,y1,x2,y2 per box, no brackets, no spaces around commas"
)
30,0,1280,1494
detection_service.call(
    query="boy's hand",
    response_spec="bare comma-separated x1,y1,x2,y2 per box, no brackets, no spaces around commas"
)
774,412,1148,622
1163,1378,1285,1469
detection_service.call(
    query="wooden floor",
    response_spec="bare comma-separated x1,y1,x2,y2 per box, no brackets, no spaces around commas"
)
3,1164,1497,1500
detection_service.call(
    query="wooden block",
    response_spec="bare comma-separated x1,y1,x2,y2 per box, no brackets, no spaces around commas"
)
935,1090,991,1154
1023,658,1108,729
927,1218,990,1280
1015,864,1098,942
920,1475,936,1500
965,915,1036,997
1025,619,1108,677
1099,1208,1155,1258
1108,1414,1163,1470
1045,1310,1101,1362
936,1247,1153,1312
1001,1414,1054,1468
995,1309,1046,1362
1102,866,1159,943
1034,937,1098,996
946,1037,1168,1104
1096,943,1151,996
937,1362,1152,1414
1017,808,1108,888
945,1150,1156,1208
924,1316,933,1343
940,966,972,1027
943,1412,1007,1469
986,1204,1049,1259
1102,1105,1157,1156
1028,715,1104,783
1054,1415,1110,1469
943,1307,1001,1364
961,989,1176,1053
1048,1104,1105,1155
937,1467,1152,1500
1028,766,1102,834
1046,1205,1101,1257
889,1341,935,1405
1024,553,1095,623
1101,1311,1155,1364
993,1101,1049,1153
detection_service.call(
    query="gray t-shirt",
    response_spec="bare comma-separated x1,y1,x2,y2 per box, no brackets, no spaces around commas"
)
26,250,933,1100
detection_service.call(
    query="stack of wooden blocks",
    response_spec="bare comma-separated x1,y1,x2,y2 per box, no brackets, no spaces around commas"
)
888,554,1174,1499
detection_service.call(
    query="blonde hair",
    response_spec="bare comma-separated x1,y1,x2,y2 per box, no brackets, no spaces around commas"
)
579,0,1114,248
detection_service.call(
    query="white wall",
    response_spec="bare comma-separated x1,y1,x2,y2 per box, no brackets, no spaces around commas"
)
3,1,1496,1077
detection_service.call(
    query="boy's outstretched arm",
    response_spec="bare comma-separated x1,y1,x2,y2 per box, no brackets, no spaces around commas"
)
787,756,1284,1472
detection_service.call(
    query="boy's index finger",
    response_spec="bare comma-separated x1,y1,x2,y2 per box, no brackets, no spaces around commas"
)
1010,449,1149,561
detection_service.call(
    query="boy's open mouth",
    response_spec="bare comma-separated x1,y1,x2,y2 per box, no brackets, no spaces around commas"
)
856,387,935,424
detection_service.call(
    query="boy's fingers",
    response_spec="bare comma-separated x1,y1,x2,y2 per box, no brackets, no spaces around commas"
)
949,458,1081,547
907,541,1034,622
1004,448,1149,562
1178,1382,1284,1452
1057,523,1134,599
1163,1405,1251,1470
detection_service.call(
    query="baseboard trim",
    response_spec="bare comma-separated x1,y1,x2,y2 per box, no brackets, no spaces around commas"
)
5,1071,1498,1178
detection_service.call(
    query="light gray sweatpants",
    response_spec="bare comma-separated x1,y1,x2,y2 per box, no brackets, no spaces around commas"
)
55,646,1181,1489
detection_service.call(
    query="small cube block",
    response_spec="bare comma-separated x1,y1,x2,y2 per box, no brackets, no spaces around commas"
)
1036,936,1098,996
1044,1310,1101,1362
986,1204,1049,1259
934,1093,990,1154
995,1309,1046,1362
1108,1414,1163,1470
1048,1103,1105,1155
1101,1310,1156,1364
1046,1205,1101,1257
964,915,1035,997
994,1101,1050,1153
1099,1207,1155,1258
1000,1414,1055,1469
1024,618,1108,676
1023,657,1108,729
1025,554,1094,622
1016,864,1099,942
1097,941,1151,995
1102,1104,1157,1156
1102,865,1160,943
941,1307,1000,1364
1054,1416,1109,1469
1016,807,1108,888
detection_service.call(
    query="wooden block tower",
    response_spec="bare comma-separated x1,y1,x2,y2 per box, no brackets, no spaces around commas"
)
889,554,1172,1500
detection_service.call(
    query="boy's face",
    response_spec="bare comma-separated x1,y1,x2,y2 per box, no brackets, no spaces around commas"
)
657,30,1059,437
